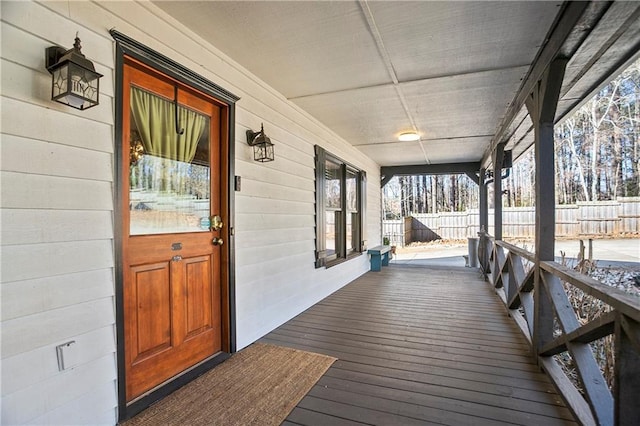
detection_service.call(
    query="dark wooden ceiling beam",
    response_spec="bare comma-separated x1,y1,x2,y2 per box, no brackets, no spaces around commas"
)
481,1,609,168
381,162,481,187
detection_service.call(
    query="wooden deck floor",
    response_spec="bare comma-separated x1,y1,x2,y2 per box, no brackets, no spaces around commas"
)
260,264,577,426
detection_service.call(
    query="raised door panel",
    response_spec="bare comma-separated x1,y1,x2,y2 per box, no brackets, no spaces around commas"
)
184,256,212,339
128,262,172,363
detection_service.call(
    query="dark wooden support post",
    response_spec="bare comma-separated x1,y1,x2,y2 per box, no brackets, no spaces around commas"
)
474,167,488,274
492,144,505,241
526,58,567,354
615,314,640,425
475,167,489,275
479,167,488,233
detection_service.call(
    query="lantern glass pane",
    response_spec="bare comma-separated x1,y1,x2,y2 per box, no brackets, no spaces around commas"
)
253,142,274,162
69,63,99,103
51,65,69,100
253,145,263,161
51,63,100,110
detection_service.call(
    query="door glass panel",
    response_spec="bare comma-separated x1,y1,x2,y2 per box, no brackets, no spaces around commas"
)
129,87,211,235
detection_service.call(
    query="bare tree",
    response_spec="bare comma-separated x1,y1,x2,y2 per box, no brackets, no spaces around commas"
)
382,59,639,217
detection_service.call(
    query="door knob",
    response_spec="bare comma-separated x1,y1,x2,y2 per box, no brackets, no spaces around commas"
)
211,215,224,231
212,237,224,246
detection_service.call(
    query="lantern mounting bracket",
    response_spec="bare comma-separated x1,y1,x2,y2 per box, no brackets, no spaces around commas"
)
45,46,68,69
245,125,267,146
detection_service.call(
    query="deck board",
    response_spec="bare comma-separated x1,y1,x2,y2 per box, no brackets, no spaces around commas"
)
260,264,577,425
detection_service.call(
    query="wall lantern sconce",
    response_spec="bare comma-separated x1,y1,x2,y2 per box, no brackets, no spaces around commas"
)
246,123,275,162
45,33,103,110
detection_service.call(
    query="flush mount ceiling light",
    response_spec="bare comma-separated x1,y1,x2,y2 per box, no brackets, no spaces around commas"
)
398,132,419,142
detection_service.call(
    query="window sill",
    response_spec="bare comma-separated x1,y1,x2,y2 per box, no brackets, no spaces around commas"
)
325,251,362,268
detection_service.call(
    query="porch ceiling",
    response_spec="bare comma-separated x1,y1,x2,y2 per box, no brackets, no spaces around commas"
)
154,1,640,169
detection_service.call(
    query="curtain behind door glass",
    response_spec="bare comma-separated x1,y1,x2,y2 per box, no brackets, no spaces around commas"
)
129,87,211,235
130,87,205,162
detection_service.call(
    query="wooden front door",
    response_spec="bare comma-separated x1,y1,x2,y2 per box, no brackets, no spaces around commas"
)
122,59,226,402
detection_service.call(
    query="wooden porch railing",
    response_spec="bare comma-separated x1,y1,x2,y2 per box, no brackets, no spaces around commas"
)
477,231,640,426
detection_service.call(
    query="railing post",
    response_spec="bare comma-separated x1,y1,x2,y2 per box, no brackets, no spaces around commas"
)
526,58,567,354
477,230,486,276
492,144,505,241
479,167,488,234
615,314,640,425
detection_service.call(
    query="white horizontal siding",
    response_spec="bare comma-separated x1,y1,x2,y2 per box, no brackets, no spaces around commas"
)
1,134,113,181
1,355,117,425
1,297,115,359
234,227,314,249
1,0,381,424
1,1,118,424
1,171,113,210
1,209,113,246
235,158,314,193
1,269,114,321
236,241,315,269
235,212,314,232
367,172,383,247
1,240,114,283
30,382,117,426
235,195,314,216
1,97,113,153
1,325,116,396
236,179,313,204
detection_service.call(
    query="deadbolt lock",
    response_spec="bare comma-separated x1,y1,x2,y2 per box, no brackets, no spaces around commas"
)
211,215,224,231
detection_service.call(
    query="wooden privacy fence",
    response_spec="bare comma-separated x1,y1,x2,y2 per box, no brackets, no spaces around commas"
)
383,198,640,246
477,232,640,426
